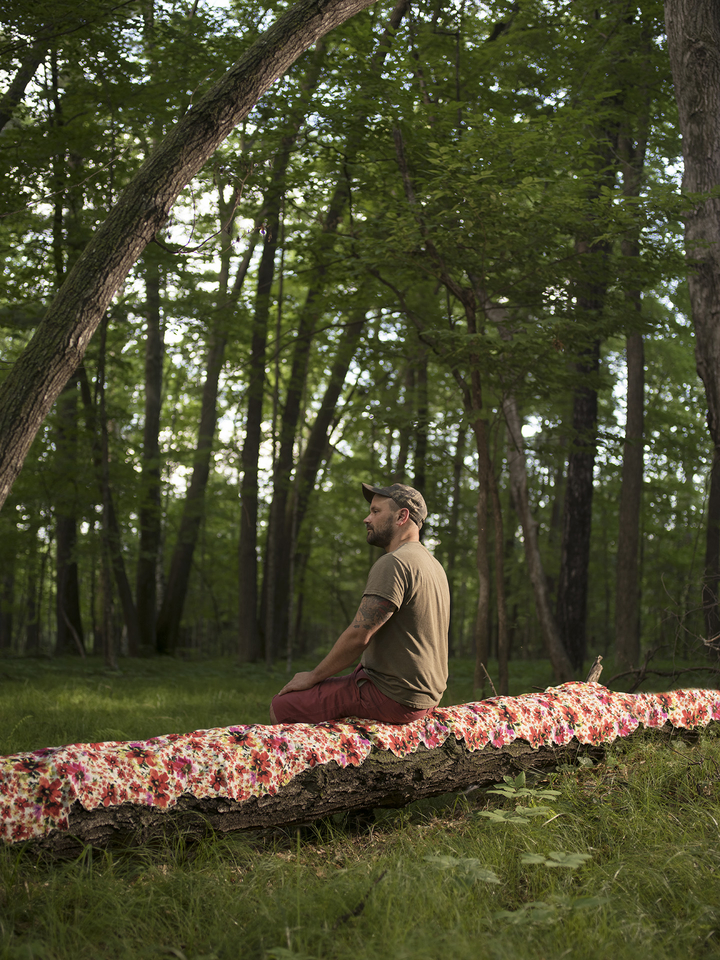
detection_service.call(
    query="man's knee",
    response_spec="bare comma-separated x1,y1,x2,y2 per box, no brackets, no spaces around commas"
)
269,701,278,724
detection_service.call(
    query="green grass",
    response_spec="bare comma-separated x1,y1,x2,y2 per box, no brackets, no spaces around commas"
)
1,656,720,959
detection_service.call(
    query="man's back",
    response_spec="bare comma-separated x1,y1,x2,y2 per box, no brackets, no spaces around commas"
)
361,541,450,708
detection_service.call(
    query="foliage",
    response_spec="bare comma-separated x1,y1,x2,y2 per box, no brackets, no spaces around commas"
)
0,0,713,675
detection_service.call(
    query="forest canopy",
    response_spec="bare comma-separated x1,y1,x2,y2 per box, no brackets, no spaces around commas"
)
0,0,717,691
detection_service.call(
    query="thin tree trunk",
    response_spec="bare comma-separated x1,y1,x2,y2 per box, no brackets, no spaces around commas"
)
468,374,491,696
292,313,368,536
665,0,720,646
78,357,143,655
555,113,620,671
504,395,575,682
49,58,84,657
488,434,509,695
54,378,85,656
613,12,652,670
413,345,429,496
238,175,290,665
25,521,41,656
0,555,15,652
445,423,466,659
614,328,644,667
136,251,164,654
262,50,336,660
238,42,329,665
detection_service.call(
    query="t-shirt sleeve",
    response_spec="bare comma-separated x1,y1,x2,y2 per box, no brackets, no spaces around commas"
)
363,554,408,608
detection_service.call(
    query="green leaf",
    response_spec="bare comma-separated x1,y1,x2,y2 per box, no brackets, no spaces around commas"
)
477,809,531,824
424,855,501,884
520,851,592,869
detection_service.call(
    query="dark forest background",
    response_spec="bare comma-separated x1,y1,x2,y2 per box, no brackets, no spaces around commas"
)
1,0,718,693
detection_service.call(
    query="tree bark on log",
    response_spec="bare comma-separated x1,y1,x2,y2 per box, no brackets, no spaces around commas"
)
26,723,694,856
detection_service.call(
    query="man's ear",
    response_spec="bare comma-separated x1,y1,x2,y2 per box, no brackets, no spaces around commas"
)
396,507,410,526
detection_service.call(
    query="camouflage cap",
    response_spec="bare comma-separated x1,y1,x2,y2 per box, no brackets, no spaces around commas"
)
361,482,428,528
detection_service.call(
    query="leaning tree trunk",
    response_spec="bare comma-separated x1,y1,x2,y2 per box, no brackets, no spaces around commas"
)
0,34,50,134
292,311,368,536
0,0,382,513
665,0,720,646
257,42,330,661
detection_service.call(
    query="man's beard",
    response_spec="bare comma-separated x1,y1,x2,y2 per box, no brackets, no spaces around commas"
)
366,514,394,549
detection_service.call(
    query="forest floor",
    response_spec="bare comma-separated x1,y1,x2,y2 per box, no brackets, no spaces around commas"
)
1,656,719,960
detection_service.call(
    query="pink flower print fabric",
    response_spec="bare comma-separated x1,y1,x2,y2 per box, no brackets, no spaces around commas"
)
2,682,718,844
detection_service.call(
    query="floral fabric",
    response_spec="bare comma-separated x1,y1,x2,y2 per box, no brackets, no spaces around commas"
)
2,682,719,844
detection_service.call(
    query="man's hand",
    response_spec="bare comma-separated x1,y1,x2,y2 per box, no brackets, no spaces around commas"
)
277,671,318,696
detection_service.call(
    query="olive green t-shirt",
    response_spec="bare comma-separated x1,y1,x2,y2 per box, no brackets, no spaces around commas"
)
360,542,450,708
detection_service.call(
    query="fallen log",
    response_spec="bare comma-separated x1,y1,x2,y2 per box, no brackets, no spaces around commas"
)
2,682,718,854
31,733,632,855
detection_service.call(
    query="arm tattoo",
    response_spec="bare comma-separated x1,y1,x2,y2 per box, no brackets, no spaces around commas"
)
352,595,397,631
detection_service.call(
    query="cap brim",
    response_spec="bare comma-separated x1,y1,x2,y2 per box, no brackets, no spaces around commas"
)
362,482,381,504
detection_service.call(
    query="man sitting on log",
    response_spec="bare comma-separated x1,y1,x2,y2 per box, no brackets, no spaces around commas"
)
270,482,451,725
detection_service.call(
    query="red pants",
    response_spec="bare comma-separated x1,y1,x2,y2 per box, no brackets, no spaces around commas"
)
271,665,431,724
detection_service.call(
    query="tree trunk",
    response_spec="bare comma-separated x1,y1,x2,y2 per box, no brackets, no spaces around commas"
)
262,223,358,657
613,103,649,668
260,43,331,661
614,331,644,666
292,312,368,537
54,378,85,656
488,447,509,695
0,0,383,512
24,521,41,656
445,423,466,658
503,396,575,682
555,329,601,671
470,400,491,695
0,556,14,652
0,37,50,134
413,345,429,496
78,358,143,657
238,182,288,665
136,251,164,655
665,0,720,645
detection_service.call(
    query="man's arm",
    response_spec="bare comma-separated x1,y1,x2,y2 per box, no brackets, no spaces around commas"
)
276,594,396,696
